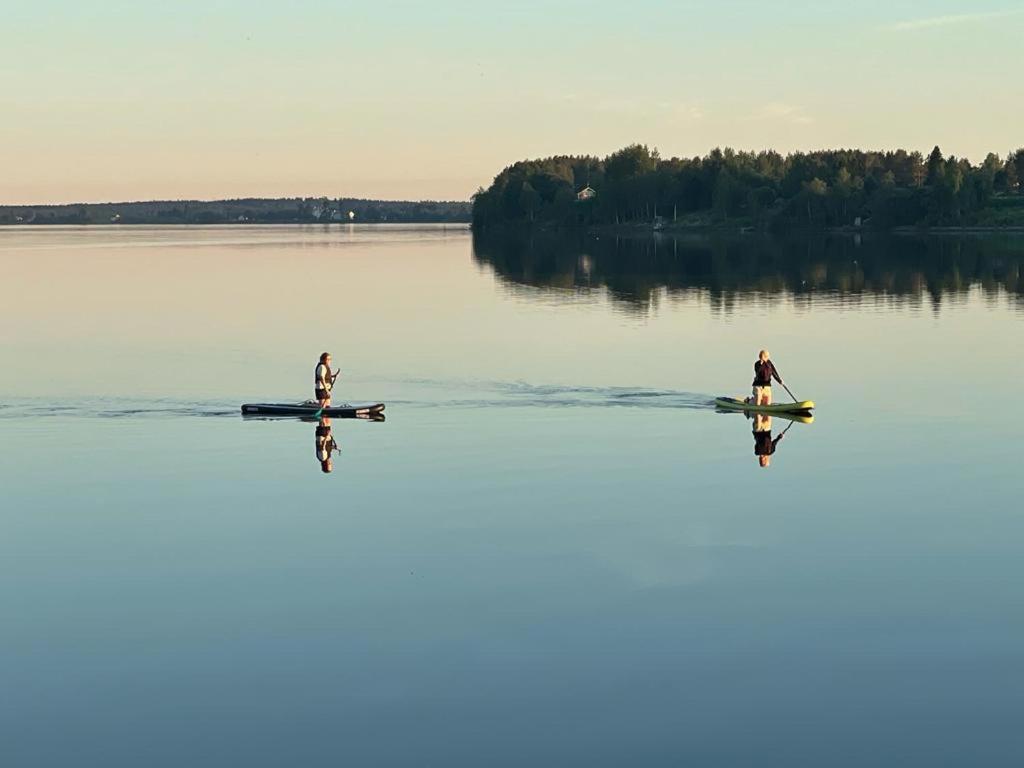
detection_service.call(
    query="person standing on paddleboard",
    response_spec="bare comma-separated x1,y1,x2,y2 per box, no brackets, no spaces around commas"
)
751,349,784,406
315,352,340,408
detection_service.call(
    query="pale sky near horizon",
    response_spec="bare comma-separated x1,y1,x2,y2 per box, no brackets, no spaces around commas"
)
2,0,1022,205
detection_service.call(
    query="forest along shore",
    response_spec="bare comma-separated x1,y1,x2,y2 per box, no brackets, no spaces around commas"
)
471,145,1024,233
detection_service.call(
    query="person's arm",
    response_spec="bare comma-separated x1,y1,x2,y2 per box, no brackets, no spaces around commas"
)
772,363,783,384
316,365,327,388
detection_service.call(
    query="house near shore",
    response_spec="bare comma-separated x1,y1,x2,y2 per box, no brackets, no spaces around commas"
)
576,186,596,202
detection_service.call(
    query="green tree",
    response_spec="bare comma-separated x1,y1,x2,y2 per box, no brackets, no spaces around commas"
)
925,146,945,186
979,152,1003,197
712,172,733,222
519,182,541,222
748,186,776,226
1012,149,1024,193
802,178,828,226
832,167,862,223
605,144,658,182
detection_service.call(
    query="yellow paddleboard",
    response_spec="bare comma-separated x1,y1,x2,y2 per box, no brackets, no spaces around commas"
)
714,396,815,414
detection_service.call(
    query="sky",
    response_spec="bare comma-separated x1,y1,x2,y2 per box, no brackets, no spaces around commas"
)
1,0,1022,204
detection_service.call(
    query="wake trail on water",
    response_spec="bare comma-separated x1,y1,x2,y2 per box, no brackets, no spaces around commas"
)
0,398,239,420
0,382,718,419
389,378,716,411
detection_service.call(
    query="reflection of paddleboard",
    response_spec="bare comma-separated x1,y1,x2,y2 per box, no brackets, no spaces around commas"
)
714,396,814,414
241,402,385,417
758,410,814,425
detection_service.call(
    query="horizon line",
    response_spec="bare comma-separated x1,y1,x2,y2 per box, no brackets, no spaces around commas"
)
0,195,474,209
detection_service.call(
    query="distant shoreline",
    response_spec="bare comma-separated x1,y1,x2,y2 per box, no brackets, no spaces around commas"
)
0,197,471,226
0,221,473,228
473,221,1024,237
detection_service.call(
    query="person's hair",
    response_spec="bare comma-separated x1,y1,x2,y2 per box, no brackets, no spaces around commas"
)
321,459,332,473
759,349,770,361
319,352,330,363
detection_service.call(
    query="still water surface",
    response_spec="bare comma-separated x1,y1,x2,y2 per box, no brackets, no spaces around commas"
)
2,225,1023,766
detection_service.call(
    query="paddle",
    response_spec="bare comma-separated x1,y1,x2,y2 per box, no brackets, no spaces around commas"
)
780,380,800,404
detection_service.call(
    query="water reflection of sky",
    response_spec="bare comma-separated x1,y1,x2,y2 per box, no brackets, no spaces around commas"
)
2,226,1024,766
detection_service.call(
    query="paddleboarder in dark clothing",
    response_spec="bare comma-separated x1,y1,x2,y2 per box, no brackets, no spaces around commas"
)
751,349,784,406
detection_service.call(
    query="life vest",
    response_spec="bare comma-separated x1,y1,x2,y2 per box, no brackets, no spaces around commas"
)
315,362,332,391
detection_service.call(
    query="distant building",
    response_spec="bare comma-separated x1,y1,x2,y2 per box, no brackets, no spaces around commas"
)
576,186,596,202
110,214,121,223
348,211,356,221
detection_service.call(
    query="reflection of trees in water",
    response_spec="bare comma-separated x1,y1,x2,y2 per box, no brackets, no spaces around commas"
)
472,230,1024,314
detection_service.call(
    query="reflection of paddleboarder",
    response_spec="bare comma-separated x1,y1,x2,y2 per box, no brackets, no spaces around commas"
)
315,416,339,473
752,413,784,468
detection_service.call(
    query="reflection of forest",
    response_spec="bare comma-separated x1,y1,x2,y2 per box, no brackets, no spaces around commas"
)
472,230,1024,313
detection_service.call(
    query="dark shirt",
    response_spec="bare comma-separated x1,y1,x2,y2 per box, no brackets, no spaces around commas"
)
753,430,783,456
752,359,783,387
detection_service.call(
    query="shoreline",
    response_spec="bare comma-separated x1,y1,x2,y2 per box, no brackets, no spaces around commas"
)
472,222,1024,237
0,220,472,228
6,220,1022,234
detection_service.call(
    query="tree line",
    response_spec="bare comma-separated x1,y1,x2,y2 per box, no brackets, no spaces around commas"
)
0,197,471,225
471,145,1024,230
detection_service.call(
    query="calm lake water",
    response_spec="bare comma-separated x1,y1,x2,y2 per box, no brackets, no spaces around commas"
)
2,225,1023,766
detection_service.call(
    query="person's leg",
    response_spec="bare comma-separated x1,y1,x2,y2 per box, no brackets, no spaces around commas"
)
763,387,772,405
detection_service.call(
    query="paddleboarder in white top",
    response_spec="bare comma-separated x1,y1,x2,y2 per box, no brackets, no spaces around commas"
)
315,352,340,409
